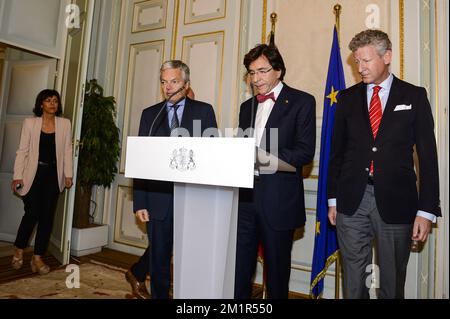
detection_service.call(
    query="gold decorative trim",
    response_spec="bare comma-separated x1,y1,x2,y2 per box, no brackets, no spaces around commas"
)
399,0,404,80
434,1,439,133
171,0,180,59
262,0,267,44
181,31,225,126
131,0,168,34
433,0,439,298
184,0,227,25
119,40,166,174
252,282,311,299
290,263,313,273
233,0,245,128
309,250,340,298
113,185,148,249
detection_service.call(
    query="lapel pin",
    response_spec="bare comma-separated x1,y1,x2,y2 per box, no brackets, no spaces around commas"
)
285,100,289,104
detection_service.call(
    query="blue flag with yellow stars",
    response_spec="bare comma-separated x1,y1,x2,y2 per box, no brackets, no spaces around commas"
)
310,26,346,298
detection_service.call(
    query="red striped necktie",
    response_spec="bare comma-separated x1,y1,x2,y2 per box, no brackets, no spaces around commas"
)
369,85,382,175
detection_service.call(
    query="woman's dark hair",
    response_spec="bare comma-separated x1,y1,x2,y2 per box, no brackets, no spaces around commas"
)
33,89,63,117
244,44,286,81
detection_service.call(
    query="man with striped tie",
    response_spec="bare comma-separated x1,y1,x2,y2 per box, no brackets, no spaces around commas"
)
132,60,217,299
327,30,440,299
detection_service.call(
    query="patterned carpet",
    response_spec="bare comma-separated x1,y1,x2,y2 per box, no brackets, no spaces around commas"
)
0,260,142,299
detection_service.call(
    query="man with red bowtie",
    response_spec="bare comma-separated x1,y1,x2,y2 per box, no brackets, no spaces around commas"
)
235,44,316,298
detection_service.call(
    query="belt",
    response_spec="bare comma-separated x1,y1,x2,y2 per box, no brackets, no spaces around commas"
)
367,175,374,185
38,161,56,166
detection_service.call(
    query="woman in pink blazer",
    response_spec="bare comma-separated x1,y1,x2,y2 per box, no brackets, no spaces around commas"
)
11,89,73,275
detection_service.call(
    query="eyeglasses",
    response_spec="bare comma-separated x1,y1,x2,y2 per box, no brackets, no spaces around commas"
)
248,67,273,77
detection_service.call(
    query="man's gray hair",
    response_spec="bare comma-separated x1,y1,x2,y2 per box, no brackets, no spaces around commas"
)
349,29,392,56
160,60,190,83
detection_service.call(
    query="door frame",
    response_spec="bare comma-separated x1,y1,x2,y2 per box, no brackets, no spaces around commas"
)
56,0,96,264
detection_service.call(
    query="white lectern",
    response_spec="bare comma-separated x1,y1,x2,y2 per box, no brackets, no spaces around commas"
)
125,137,255,298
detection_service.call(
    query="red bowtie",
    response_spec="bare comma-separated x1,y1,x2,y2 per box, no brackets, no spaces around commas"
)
256,92,276,103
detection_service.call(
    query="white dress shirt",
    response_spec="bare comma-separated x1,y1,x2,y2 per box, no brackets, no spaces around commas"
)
254,81,284,147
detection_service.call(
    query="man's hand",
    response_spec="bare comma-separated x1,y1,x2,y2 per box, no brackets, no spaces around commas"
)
65,177,73,188
328,206,337,226
412,216,432,242
136,209,150,222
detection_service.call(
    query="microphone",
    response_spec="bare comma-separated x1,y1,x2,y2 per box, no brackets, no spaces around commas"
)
148,86,185,136
249,83,256,138
249,83,259,177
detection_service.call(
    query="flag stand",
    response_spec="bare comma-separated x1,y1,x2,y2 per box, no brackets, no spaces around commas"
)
310,3,345,299
258,10,279,300
333,3,342,300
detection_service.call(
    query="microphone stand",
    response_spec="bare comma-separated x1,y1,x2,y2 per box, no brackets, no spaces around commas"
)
249,83,256,138
249,83,260,177
148,87,185,136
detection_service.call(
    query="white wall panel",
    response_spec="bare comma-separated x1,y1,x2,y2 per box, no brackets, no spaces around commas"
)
120,40,165,172
182,32,223,112
0,0,68,58
0,121,21,173
7,63,53,115
132,0,168,33
6,0,60,46
0,176,23,242
113,186,147,248
185,0,226,24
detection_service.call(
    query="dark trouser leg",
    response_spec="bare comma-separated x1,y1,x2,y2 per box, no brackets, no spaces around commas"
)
371,209,412,299
148,209,173,299
131,246,150,282
33,166,59,256
336,185,375,299
234,202,259,299
259,215,294,299
14,169,44,249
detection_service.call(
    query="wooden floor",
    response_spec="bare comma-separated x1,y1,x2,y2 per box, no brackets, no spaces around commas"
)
0,251,60,284
80,248,266,299
0,247,307,299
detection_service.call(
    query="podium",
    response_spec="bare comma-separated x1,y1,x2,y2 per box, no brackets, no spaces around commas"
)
125,137,255,298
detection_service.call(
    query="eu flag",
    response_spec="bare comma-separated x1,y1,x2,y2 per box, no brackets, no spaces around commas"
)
310,26,345,298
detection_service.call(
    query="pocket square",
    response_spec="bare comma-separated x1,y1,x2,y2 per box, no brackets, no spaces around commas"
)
394,104,412,111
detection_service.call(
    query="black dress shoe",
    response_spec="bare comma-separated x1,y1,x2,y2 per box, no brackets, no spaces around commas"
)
125,270,151,299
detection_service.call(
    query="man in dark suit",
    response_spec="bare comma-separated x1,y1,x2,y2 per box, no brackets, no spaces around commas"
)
235,44,316,299
125,87,197,299
132,60,217,299
327,30,440,299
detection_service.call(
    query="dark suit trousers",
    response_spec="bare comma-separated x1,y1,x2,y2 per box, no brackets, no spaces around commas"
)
147,210,173,299
234,200,294,299
336,184,412,299
131,246,150,282
14,165,59,255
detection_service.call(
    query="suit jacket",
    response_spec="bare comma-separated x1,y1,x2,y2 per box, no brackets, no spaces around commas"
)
133,97,217,220
238,84,316,230
328,76,441,224
13,116,73,196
